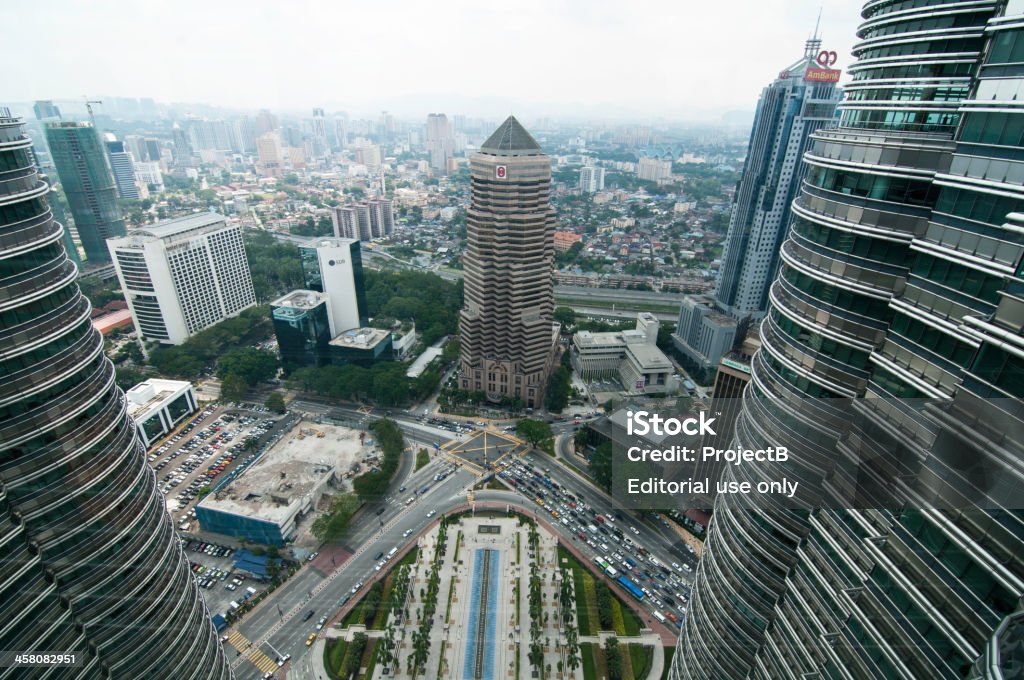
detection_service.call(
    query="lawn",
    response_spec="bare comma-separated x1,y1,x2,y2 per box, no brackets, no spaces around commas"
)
415,448,429,471
661,646,675,680
358,638,379,680
628,644,655,680
580,643,597,680
559,544,642,637
324,638,349,680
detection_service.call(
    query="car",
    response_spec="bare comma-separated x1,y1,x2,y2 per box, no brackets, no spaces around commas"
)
373,551,384,560
403,529,413,538
425,510,436,519
315,615,328,630
302,610,315,622
671,562,681,572
305,633,316,646
276,653,291,666
630,526,640,535
308,552,319,562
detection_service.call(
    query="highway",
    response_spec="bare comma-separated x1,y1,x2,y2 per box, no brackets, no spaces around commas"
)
225,406,697,679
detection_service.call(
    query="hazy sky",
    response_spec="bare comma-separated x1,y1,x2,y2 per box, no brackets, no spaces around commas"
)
6,0,862,121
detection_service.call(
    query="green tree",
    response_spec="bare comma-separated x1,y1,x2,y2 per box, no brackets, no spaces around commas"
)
311,493,361,541
516,419,553,450
544,366,571,413
590,441,613,490
553,307,576,328
265,392,286,413
217,347,278,385
220,374,248,402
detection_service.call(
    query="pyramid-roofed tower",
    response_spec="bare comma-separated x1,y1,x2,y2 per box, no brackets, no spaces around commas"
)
458,116,557,409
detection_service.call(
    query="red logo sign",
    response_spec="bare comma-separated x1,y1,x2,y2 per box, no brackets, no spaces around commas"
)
805,68,841,83
495,165,507,179
817,50,838,67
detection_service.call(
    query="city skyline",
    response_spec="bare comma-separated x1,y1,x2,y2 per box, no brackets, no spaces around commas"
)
4,1,860,120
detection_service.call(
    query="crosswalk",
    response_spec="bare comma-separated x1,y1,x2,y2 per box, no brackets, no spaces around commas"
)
223,630,278,674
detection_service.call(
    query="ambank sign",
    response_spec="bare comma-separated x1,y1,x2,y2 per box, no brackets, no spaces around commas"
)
805,48,841,82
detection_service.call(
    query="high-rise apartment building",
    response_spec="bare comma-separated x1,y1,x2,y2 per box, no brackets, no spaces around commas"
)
104,135,142,200
45,121,126,263
0,111,232,679
312,107,329,157
256,132,284,176
673,35,841,372
331,199,394,240
672,2,1024,679
637,156,672,182
299,237,369,337
458,116,557,409
579,165,606,193
107,212,256,344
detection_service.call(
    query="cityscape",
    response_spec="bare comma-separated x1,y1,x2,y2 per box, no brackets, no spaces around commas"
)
0,1,1022,680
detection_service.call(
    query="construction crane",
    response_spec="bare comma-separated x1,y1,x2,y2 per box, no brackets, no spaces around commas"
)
46,97,104,127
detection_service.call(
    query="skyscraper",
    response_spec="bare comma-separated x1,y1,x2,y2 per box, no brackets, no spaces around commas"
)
672,34,841,372
299,237,369,336
458,116,557,410
714,35,841,320
672,2,1024,679
426,113,454,175
45,121,126,263
0,111,232,678
104,135,142,200
108,213,256,344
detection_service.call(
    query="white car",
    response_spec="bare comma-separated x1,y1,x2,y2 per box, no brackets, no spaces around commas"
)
630,526,640,535
403,529,413,538
425,510,436,519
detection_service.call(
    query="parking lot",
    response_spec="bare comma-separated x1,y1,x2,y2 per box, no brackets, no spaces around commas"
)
145,406,290,522
182,538,266,616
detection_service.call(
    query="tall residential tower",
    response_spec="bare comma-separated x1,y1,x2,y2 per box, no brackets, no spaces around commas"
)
0,111,232,678
458,116,557,409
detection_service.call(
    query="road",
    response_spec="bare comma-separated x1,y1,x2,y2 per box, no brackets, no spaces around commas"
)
226,408,696,680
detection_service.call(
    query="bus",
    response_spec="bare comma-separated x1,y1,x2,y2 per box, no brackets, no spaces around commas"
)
652,611,667,623
615,575,645,601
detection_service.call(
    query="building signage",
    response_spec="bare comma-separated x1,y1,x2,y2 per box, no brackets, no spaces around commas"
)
636,379,646,390
722,358,752,374
805,68,841,82
495,165,507,179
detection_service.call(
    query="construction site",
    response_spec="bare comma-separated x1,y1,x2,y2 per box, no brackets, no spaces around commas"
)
195,420,373,546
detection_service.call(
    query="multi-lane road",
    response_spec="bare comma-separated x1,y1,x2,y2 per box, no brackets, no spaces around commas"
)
224,404,697,679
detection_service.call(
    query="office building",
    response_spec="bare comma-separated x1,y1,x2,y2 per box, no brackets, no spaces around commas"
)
671,294,738,375
0,110,231,678
32,99,61,120
331,199,394,240
426,113,454,175
458,116,557,409
714,34,842,320
271,290,332,370
578,165,606,193
298,238,369,337
352,140,381,169
126,379,199,447
134,160,164,193
673,33,841,371
45,121,126,263
107,212,256,344
104,135,142,199
637,156,672,182
571,313,673,394
672,2,1024,679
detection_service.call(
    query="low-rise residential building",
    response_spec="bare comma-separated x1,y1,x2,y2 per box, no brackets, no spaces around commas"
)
126,379,198,447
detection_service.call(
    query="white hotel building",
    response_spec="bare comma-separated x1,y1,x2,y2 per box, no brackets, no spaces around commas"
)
107,212,256,344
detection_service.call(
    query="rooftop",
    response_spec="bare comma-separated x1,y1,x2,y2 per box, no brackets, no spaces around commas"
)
625,343,673,369
198,422,364,525
328,326,391,349
480,116,543,156
125,379,192,418
126,211,228,240
574,330,626,349
271,289,327,310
